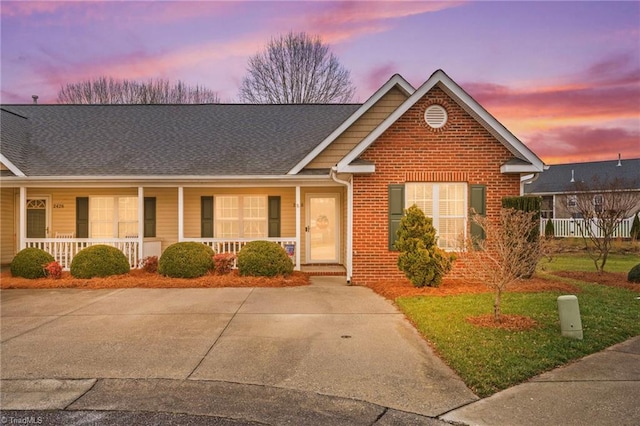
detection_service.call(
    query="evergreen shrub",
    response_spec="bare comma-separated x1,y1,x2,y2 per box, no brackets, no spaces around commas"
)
237,241,293,277
395,205,454,288
158,242,214,278
70,245,130,278
10,248,55,279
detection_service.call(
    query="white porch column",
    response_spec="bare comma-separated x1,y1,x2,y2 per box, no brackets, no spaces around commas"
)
178,186,184,242
19,186,26,250
295,186,301,270
138,186,144,260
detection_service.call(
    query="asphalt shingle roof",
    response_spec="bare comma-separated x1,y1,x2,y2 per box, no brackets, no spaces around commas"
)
0,104,361,176
524,158,640,194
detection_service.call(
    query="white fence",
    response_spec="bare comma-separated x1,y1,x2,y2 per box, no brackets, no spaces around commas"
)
24,238,140,270
540,217,634,238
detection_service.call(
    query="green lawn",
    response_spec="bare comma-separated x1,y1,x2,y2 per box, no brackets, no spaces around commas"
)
396,254,640,397
539,253,639,273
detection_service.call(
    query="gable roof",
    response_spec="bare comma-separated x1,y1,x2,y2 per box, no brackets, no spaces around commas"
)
0,104,360,177
337,69,545,174
524,158,640,194
0,108,29,176
287,74,415,174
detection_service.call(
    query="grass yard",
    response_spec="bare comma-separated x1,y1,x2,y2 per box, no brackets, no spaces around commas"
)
396,252,640,397
540,252,639,273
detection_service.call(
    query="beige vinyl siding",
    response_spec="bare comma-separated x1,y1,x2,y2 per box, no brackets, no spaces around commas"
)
1,188,16,264
144,188,178,251
307,87,408,169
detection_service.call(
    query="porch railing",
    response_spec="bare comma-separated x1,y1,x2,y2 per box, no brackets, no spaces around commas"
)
188,238,297,267
540,217,634,238
25,237,296,271
24,238,140,270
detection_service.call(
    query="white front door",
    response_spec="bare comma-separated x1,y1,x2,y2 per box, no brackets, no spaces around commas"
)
306,194,340,263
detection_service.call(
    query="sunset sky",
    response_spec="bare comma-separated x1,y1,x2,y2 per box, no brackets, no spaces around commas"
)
1,0,638,165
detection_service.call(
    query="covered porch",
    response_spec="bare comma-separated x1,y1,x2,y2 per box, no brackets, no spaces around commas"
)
6,177,352,278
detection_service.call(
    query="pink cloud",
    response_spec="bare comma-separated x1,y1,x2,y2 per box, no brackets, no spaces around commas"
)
526,126,640,164
363,63,399,92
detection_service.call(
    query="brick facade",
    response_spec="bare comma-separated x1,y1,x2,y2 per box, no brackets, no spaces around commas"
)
351,85,521,285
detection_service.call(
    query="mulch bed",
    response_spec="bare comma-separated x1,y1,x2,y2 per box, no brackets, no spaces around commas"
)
361,275,581,300
466,314,539,331
0,269,310,289
551,271,640,292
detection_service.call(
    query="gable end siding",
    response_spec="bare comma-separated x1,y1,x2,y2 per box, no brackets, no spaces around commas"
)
306,87,408,169
351,85,521,285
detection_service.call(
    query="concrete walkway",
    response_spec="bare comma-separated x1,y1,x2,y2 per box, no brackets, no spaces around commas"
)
1,277,475,424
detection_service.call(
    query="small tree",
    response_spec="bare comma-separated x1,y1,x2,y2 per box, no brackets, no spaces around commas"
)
466,208,546,322
544,219,555,238
238,32,356,104
572,176,639,272
631,212,640,241
395,205,453,287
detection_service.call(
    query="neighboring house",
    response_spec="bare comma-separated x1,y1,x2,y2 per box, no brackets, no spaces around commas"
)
524,157,640,237
0,70,545,284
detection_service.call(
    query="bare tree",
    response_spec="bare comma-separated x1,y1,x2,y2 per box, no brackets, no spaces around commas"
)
238,32,356,103
572,176,640,272
465,209,547,322
57,77,220,104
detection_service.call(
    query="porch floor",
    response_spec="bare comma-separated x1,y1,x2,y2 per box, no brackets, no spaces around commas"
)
300,264,346,276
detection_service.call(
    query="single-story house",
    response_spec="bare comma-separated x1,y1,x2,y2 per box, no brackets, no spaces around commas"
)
523,157,640,238
1,70,545,284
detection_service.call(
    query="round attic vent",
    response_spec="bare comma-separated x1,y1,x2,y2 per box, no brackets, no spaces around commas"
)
424,105,448,129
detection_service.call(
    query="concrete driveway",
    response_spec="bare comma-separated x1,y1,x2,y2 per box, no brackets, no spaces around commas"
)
0,277,477,423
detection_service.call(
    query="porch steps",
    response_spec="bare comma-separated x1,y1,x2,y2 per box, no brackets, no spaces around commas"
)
300,264,346,276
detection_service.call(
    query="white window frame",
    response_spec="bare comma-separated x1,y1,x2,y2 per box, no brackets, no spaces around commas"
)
214,195,267,239
89,196,138,238
405,182,467,250
567,195,577,208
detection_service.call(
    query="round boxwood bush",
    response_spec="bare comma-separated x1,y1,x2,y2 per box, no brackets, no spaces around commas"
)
237,241,293,277
158,242,215,278
70,244,130,279
10,248,55,279
628,263,640,284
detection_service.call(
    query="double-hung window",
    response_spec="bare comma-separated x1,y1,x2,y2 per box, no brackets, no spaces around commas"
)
405,183,467,250
214,196,267,238
89,196,138,238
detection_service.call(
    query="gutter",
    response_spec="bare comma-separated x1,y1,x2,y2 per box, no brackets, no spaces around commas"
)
330,167,353,284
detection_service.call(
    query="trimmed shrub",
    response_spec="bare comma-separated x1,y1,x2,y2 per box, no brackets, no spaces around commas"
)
158,242,215,278
237,241,293,277
631,213,640,241
628,263,640,283
10,248,55,279
395,205,454,288
70,245,130,278
213,253,236,275
544,219,555,238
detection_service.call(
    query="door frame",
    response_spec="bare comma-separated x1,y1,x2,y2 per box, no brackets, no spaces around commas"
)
305,193,341,264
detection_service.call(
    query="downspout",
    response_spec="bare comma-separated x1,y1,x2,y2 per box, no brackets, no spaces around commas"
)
330,167,352,284
520,173,540,196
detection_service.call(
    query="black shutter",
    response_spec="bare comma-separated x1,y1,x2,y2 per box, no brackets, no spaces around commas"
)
201,196,214,238
469,185,487,243
144,197,156,238
268,196,281,238
76,197,89,238
388,184,405,250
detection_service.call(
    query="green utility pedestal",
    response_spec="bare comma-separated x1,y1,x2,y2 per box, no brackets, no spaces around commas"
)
557,295,583,340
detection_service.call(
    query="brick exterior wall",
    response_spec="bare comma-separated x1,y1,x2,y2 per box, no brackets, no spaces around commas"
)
351,85,521,285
